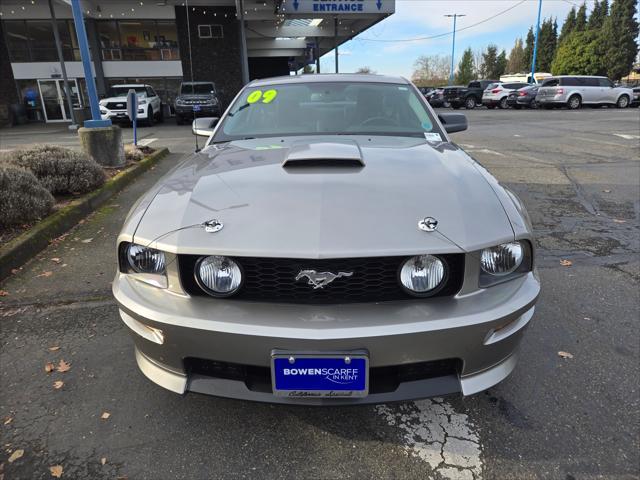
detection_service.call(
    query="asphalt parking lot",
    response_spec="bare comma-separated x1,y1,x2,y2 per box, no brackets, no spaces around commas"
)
1,108,639,479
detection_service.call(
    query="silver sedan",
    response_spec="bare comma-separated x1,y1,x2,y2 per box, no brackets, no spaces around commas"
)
113,74,540,405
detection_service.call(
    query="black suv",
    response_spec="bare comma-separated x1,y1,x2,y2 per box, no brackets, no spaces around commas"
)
174,81,222,125
443,80,497,109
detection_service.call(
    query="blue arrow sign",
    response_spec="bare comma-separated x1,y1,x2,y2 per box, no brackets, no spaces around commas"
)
293,0,299,10
376,0,382,10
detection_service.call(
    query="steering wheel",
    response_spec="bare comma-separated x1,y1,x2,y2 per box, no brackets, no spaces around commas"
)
359,116,399,127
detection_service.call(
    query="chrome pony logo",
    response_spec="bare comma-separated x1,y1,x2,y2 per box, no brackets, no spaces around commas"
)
295,270,353,289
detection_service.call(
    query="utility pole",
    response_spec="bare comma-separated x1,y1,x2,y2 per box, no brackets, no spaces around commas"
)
530,0,543,83
445,13,465,85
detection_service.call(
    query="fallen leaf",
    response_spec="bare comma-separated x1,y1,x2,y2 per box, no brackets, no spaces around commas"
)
558,351,574,359
36,271,53,278
11,268,20,274
613,219,626,224
3,416,12,425
560,259,573,267
602,189,611,193
45,362,55,373
49,346,60,351
53,381,64,390
7,449,23,463
51,258,61,264
0,291,8,297
49,465,63,478
56,359,71,373
100,412,111,420
100,457,107,465
81,238,93,243
61,264,68,268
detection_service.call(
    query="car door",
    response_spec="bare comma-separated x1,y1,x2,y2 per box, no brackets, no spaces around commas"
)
147,87,161,110
579,77,600,104
597,78,616,103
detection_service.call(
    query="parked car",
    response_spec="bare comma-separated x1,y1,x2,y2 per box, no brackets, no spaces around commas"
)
482,82,530,109
536,76,634,109
417,86,436,97
500,72,551,84
443,80,497,109
113,74,540,405
506,85,540,109
100,84,163,126
175,81,222,125
426,87,450,108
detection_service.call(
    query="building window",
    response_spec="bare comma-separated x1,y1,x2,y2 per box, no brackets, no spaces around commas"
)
4,21,30,62
97,20,180,61
198,24,223,39
2,20,80,62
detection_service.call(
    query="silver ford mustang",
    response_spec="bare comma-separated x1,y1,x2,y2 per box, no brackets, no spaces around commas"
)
113,74,540,405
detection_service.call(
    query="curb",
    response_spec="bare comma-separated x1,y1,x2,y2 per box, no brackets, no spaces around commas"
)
0,147,169,282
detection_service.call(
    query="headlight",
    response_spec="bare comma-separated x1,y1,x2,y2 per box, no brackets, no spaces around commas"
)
196,255,242,297
138,99,147,105
127,244,166,274
399,255,446,295
479,241,532,288
480,242,523,275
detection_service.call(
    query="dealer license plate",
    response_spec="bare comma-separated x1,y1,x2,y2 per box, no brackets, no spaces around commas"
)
271,351,368,398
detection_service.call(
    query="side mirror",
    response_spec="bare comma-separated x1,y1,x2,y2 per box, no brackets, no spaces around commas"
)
438,113,467,133
192,117,219,137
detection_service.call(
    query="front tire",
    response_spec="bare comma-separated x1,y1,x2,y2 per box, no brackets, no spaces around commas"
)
567,95,581,110
616,95,630,109
498,97,508,109
465,96,477,109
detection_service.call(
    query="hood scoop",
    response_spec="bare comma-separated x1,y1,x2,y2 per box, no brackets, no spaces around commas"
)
282,140,364,168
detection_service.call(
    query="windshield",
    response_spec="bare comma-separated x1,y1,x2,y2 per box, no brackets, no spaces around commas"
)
213,82,440,141
181,83,215,95
108,86,146,97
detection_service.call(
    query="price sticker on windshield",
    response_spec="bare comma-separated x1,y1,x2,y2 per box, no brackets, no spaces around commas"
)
246,89,278,104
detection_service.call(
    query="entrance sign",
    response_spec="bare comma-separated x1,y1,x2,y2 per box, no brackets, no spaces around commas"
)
280,0,394,14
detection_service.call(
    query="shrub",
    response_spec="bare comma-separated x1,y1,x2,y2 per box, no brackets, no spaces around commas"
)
124,144,145,162
0,166,55,227
2,144,106,195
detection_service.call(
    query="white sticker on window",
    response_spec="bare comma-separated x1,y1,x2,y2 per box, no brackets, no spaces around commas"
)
424,132,442,142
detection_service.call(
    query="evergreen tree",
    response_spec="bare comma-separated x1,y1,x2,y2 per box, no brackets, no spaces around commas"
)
536,18,558,72
496,50,508,77
482,45,499,78
588,0,603,29
523,27,535,70
576,3,588,31
601,0,640,79
560,7,577,41
551,30,603,75
456,48,475,84
507,38,526,73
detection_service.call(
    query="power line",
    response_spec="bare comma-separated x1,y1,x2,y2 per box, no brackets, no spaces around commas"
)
357,0,528,43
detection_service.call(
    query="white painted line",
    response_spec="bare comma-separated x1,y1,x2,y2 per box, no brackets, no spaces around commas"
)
376,398,482,479
613,133,640,140
137,138,158,146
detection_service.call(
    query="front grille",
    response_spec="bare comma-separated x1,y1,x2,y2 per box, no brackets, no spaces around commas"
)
105,102,126,110
185,357,462,394
178,254,465,304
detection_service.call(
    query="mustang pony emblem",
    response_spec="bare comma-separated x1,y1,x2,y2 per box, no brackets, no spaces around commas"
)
295,270,353,289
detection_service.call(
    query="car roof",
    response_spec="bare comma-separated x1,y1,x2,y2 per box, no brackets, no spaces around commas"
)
248,73,411,87
546,75,608,78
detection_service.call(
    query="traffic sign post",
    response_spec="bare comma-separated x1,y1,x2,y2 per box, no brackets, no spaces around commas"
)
127,89,138,146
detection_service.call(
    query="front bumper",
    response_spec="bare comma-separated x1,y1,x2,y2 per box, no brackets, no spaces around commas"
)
100,108,149,121
175,105,221,117
113,268,540,404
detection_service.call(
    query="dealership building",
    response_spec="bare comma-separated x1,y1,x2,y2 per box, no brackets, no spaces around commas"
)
0,0,394,125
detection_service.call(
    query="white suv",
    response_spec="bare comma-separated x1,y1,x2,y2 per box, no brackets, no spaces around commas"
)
99,84,163,126
482,82,530,109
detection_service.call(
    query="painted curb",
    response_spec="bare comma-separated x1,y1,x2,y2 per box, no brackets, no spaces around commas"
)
0,147,169,282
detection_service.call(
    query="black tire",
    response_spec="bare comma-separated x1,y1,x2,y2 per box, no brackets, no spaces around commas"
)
464,96,477,109
443,101,451,109
567,95,581,110
530,100,538,109
498,97,509,109
616,95,630,109
146,107,154,126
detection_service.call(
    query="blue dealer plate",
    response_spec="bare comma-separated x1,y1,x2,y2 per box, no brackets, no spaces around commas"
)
271,352,368,398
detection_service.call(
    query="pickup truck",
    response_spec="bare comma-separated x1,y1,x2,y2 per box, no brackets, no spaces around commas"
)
443,80,497,109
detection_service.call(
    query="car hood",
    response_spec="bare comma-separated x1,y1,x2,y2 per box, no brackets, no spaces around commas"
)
131,136,515,258
102,93,146,103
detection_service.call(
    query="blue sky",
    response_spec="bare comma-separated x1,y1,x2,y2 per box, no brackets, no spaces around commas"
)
319,0,596,77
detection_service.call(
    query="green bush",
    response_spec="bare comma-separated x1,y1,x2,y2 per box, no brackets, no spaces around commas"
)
0,166,55,227
2,144,106,195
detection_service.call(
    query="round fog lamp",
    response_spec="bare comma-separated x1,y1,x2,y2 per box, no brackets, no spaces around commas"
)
196,255,242,296
400,255,445,294
480,242,523,275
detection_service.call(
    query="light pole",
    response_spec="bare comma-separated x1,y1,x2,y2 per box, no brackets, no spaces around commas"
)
530,0,543,83
445,13,465,85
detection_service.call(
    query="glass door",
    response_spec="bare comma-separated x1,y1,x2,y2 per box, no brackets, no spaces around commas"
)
37,79,81,122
